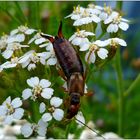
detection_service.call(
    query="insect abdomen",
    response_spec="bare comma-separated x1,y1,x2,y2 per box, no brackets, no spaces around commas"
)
53,38,83,78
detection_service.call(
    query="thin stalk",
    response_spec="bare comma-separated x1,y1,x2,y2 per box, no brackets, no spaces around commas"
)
124,74,140,97
115,1,124,136
115,48,124,136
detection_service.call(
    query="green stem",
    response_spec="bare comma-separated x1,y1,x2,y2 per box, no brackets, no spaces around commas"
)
115,48,124,136
124,74,140,97
115,1,124,136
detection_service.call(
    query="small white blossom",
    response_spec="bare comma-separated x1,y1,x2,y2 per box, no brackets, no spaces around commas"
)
105,38,127,47
22,77,54,101
103,132,121,139
85,40,109,64
0,57,19,71
65,5,85,20
104,12,129,33
21,119,48,138
18,50,49,71
2,43,29,59
73,9,101,26
10,25,36,36
69,29,94,48
28,32,46,45
42,97,64,122
0,96,24,125
87,3,103,15
99,5,113,21
80,121,98,139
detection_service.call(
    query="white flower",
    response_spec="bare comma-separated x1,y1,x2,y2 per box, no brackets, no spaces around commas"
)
42,97,64,122
105,38,127,47
87,3,103,15
2,43,29,59
85,40,109,64
73,9,101,26
22,77,54,101
10,25,36,36
104,12,129,33
0,57,19,71
21,119,48,138
28,32,46,45
80,121,98,139
75,111,85,128
18,50,49,71
99,5,112,21
0,96,24,125
69,29,94,49
103,132,121,139
65,5,85,20
45,43,57,65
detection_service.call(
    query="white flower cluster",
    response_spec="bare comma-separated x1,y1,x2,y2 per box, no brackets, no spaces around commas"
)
66,3,129,33
0,25,57,72
0,76,66,138
67,3,129,64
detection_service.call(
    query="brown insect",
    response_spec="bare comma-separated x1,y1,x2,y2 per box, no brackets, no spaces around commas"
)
41,21,85,119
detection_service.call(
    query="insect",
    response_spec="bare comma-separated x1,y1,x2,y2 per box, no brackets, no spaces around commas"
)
41,21,85,119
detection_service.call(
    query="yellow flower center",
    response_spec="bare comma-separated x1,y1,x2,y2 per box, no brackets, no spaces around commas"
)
6,103,14,114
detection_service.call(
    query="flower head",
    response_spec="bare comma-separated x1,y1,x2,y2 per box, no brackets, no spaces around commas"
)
42,97,64,122
69,29,94,48
22,77,54,101
0,96,24,125
18,50,49,71
104,12,129,33
21,119,48,138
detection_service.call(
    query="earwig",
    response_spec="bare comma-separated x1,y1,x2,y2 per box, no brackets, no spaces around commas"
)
41,21,84,119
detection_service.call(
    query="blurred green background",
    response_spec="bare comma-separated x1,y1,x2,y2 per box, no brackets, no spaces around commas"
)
0,1,140,139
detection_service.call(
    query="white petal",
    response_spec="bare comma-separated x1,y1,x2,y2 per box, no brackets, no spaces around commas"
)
10,29,18,35
41,88,54,99
28,63,36,71
52,109,64,121
97,48,108,59
69,34,76,42
91,14,101,23
47,58,57,65
42,113,52,122
2,49,13,59
38,119,48,128
18,55,30,64
0,106,7,116
117,38,127,46
50,97,63,107
13,108,24,119
4,115,13,125
37,126,47,137
4,96,11,104
94,40,109,47
39,79,51,88
39,102,46,113
16,34,25,42
25,29,36,35
35,38,46,45
80,43,89,51
27,77,39,87
99,12,108,21
72,37,82,46
119,22,129,31
21,123,33,138
85,51,96,64
75,111,85,127
22,88,32,100
11,98,22,108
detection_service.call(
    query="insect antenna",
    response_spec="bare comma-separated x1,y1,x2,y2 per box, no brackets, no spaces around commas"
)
75,118,106,140
58,21,64,38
